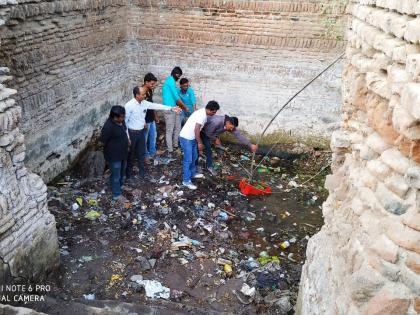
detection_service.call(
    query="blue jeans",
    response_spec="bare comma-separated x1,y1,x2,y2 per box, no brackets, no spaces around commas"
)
180,137,198,183
144,122,157,157
108,160,126,198
200,131,213,168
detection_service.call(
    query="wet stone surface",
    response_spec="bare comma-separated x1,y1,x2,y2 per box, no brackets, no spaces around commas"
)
26,144,330,314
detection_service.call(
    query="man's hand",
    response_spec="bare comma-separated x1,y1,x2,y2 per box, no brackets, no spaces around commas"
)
128,139,132,146
214,138,222,146
198,142,204,152
184,107,190,113
250,144,258,153
172,107,182,114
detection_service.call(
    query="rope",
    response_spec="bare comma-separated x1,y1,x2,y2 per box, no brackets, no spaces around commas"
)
250,52,345,179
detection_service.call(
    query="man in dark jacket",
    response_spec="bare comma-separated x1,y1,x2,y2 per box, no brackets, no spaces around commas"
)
100,106,130,201
201,115,257,176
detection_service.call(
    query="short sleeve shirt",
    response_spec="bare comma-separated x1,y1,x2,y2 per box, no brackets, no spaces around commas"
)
179,108,207,140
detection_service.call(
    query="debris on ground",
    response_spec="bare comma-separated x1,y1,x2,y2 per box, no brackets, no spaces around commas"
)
41,138,329,314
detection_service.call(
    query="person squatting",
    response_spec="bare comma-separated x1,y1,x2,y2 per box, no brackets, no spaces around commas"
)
100,67,258,201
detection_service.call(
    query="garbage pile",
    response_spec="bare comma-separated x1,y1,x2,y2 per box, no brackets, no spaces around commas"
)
45,143,329,314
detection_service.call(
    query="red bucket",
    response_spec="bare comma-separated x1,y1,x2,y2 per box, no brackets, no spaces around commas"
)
239,179,272,196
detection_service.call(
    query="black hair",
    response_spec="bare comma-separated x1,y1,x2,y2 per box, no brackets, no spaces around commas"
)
171,67,183,77
225,115,239,127
179,78,189,85
205,101,220,111
133,86,140,97
109,105,125,119
144,73,157,83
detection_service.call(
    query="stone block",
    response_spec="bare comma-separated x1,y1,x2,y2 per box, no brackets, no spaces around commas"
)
366,132,391,154
375,183,409,215
392,104,420,140
360,170,377,189
415,298,420,313
385,174,409,198
364,287,410,315
350,264,386,303
387,65,410,96
369,234,399,263
331,131,351,151
366,72,391,100
400,264,420,295
402,212,420,232
367,159,392,181
406,165,420,189
405,251,420,274
367,254,400,281
386,221,420,254
359,143,378,161
0,133,14,147
405,19,420,44
406,54,420,81
401,83,420,120
380,148,411,175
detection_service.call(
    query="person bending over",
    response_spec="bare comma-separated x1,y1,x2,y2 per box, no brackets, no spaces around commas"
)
201,115,258,176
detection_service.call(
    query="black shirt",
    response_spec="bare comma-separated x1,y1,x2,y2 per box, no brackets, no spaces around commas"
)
145,89,155,123
100,118,129,161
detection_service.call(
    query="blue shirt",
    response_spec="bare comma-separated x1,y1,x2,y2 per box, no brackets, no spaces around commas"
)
178,87,196,114
162,76,180,107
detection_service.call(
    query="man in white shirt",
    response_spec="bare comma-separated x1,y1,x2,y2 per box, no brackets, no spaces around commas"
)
179,101,220,190
125,86,181,180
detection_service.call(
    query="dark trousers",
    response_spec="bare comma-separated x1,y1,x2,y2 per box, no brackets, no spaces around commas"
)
200,131,213,168
127,129,146,178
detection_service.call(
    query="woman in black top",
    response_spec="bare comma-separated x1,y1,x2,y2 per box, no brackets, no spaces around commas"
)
100,106,130,201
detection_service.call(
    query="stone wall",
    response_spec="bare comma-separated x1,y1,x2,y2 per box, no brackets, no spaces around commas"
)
1,0,346,181
128,0,346,138
299,0,420,314
0,0,131,182
0,63,58,283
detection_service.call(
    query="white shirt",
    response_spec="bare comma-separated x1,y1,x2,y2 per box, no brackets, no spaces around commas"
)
125,98,172,130
179,108,207,140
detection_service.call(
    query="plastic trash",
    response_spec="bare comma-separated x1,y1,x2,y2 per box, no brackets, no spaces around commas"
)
218,211,229,221
240,283,256,297
239,179,272,196
224,264,233,275
72,203,79,211
88,199,98,206
76,197,83,206
137,280,170,299
280,241,290,249
83,293,95,300
85,210,101,220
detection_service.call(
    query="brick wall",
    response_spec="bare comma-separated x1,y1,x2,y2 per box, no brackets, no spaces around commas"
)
0,0,346,181
127,0,346,140
299,0,420,313
0,14,59,284
0,0,130,182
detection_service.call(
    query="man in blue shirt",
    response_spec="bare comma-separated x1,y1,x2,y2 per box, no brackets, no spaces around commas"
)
162,67,188,154
178,78,197,124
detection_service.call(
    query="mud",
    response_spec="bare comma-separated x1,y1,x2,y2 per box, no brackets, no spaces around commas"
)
10,137,329,314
